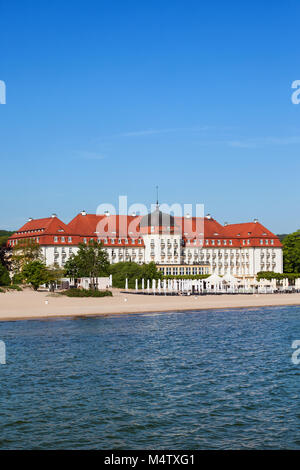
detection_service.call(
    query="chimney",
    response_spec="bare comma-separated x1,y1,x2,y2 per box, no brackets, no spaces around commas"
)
185,213,191,219
104,210,110,217
254,218,258,223
51,213,57,218
224,221,228,226
206,213,212,219
28,217,33,222
81,210,87,216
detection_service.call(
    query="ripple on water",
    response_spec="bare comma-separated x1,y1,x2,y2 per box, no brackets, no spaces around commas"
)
0,305,299,449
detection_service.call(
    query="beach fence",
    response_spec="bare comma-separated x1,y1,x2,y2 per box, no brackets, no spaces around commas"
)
124,276,300,295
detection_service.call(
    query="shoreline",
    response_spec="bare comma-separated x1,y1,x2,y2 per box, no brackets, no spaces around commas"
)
0,289,299,322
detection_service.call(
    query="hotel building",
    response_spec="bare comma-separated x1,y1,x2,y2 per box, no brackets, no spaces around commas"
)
7,206,283,278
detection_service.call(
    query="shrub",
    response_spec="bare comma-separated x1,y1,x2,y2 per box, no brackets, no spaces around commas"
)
61,288,113,298
256,271,300,281
6,285,23,291
0,264,10,286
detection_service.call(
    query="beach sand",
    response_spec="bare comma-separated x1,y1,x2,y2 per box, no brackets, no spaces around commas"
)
0,288,299,321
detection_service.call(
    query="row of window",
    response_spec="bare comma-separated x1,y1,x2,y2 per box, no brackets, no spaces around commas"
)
159,266,210,275
54,236,72,243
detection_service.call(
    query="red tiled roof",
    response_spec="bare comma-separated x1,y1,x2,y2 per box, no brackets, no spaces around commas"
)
7,214,282,248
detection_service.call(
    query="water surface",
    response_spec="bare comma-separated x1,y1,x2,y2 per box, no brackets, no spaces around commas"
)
0,306,299,449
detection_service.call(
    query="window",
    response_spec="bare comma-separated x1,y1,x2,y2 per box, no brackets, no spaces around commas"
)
166,267,171,275
111,238,115,244
125,238,128,244
217,240,221,245
104,238,108,244
138,239,142,244
265,240,269,245
186,267,191,275
247,240,250,245
54,236,58,243
180,267,184,275
223,240,227,245
205,240,209,245
68,237,72,243
61,237,65,243
172,267,178,275
229,240,232,245
192,267,197,275
211,240,215,245
271,239,274,245
243,240,246,245
118,239,122,244
260,239,263,245
83,238,87,244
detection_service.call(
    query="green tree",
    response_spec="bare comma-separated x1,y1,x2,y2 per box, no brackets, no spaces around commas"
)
0,264,10,286
0,232,12,271
141,262,163,281
11,239,43,276
109,261,162,289
64,241,109,288
22,260,50,290
282,230,300,273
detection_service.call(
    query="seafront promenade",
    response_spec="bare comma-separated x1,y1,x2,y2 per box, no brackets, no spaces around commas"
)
0,289,299,321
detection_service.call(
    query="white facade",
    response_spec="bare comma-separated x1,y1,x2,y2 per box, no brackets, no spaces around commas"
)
42,240,283,278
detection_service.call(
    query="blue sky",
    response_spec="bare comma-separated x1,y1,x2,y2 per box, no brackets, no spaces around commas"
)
1,0,300,233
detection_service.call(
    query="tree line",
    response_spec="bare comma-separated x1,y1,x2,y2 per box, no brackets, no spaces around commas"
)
0,228,299,290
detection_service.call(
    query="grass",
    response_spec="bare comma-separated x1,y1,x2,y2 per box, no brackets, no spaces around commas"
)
0,285,23,292
61,288,113,298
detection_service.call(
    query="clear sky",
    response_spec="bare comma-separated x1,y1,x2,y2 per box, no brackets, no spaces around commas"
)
1,0,300,233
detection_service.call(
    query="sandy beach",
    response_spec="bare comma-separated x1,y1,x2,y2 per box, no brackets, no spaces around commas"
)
0,288,299,321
